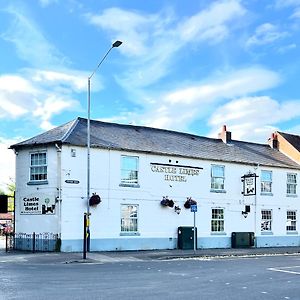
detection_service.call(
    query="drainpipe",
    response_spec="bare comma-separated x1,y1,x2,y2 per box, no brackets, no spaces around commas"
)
254,164,259,247
55,144,62,240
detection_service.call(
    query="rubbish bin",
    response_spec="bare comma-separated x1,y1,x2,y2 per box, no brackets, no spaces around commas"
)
231,232,255,248
178,226,197,250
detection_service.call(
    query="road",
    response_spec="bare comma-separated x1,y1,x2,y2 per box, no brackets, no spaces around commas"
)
0,251,299,300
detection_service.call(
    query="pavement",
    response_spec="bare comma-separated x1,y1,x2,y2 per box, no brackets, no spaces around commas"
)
1,235,300,264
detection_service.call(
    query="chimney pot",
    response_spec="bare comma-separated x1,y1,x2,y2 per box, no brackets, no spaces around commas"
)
218,125,232,144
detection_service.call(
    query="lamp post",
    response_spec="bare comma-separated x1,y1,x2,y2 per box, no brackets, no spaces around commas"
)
84,40,122,259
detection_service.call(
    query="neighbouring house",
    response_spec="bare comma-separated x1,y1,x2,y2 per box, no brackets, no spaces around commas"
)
269,131,300,164
10,118,300,252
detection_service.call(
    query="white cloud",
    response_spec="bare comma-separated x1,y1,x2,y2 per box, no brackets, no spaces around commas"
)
0,75,38,118
164,67,280,105
208,96,300,142
178,0,245,43
117,67,280,134
38,0,58,7
0,137,19,192
246,23,289,47
0,70,82,129
275,0,300,8
85,0,246,89
277,43,297,53
33,95,80,130
291,7,300,18
31,70,88,92
1,4,68,68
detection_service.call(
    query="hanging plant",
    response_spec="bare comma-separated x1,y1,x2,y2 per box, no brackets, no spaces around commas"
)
184,197,197,209
89,193,101,206
174,206,181,214
160,196,174,208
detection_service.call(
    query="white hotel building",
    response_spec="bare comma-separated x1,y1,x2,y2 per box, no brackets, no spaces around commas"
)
10,118,300,252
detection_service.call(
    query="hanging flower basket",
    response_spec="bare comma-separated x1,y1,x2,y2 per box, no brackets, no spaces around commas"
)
89,193,101,206
160,197,174,208
184,197,197,209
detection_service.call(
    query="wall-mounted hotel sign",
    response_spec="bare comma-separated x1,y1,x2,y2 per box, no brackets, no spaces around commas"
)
241,173,258,196
150,163,203,183
20,194,56,215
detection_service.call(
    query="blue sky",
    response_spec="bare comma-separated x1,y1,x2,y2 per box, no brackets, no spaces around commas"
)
0,0,300,190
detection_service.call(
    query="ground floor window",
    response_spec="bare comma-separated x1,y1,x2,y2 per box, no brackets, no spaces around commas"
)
121,204,138,233
261,209,272,232
286,210,297,232
211,208,224,232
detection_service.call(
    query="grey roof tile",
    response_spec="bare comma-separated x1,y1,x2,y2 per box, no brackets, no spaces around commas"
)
10,117,300,169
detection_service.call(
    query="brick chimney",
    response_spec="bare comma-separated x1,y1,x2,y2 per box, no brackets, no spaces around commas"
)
268,132,278,149
218,125,232,144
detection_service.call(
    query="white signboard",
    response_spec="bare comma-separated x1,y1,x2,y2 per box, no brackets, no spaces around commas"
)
242,173,257,196
20,195,56,215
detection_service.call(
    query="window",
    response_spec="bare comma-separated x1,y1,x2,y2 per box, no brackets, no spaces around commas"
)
261,170,272,193
30,152,47,181
211,208,224,232
121,205,138,233
211,165,225,190
286,211,297,231
287,173,297,195
120,156,139,185
261,210,272,232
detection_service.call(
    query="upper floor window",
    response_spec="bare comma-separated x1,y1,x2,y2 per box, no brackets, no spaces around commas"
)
287,173,297,195
211,165,225,190
211,208,224,232
261,170,272,193
30,152,47,182
120,155,139,186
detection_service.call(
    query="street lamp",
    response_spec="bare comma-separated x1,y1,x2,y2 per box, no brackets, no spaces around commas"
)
84,40,122,259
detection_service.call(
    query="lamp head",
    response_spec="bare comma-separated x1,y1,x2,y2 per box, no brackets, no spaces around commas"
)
112,40,122,48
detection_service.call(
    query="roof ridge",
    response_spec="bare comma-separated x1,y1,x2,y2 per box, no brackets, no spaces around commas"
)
277,131,300,138
61,117,80,142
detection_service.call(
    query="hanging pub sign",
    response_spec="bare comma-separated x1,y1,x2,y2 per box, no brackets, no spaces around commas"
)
241,173,258,196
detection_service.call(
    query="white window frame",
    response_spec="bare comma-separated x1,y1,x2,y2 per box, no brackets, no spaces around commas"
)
261,170,272,194
29,152,47,182
120,204,139,234
261,209,272,232
287,173,297,196
211,165,225,191
286,210,297,232
211,208,224,232
120,155,139,186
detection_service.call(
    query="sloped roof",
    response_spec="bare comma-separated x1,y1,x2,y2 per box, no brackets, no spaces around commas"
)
278,131,300,152
10,117,300,169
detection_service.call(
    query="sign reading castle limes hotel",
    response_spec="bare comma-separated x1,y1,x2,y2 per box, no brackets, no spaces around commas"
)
150,163,203,182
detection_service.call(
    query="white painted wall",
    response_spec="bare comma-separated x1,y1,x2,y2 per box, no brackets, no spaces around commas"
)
15,143,300,250
15,146,59,234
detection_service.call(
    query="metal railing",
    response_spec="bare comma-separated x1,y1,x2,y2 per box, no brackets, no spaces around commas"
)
14,232,59,252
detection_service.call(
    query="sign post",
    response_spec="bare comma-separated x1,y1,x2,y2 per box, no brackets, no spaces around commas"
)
190,204,197,253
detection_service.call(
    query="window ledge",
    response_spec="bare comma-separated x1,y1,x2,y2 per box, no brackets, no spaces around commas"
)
120,232,140,236
210,232,226,235
287,231,298,235
260,192,273,196
27,180,48,186
210,189,226,193
119,183,140,188
261,231,273,235
286,194,298,198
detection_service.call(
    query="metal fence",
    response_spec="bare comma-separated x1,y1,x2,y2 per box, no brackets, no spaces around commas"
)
14,232,59,252
5,233,14,252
